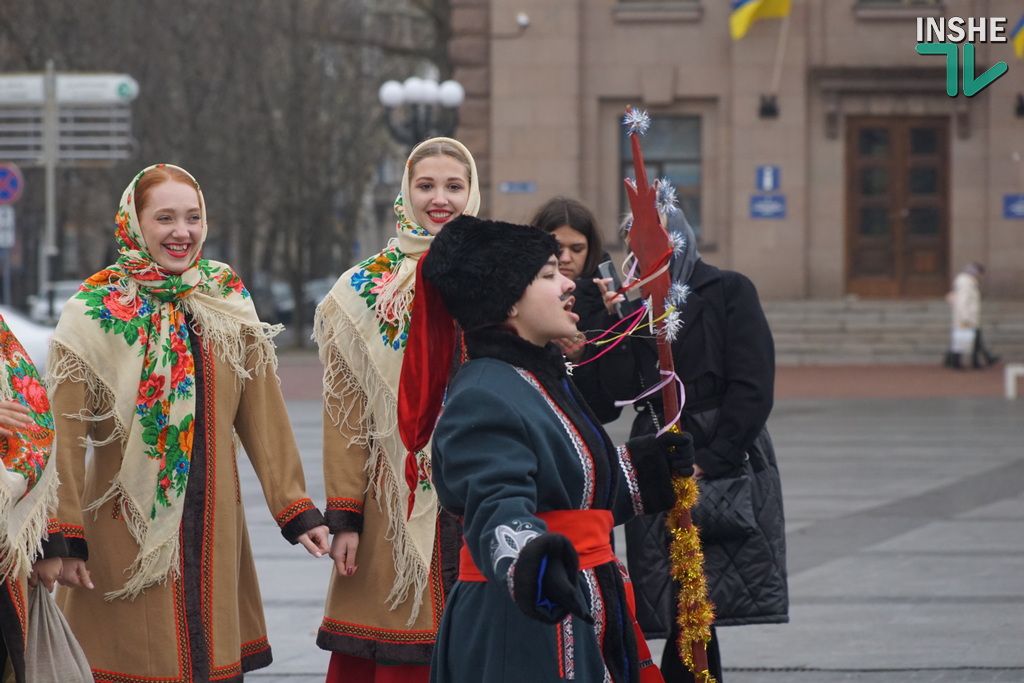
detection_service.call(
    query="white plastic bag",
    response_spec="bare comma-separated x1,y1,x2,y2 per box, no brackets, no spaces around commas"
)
951,327,976,354
25,586,94,683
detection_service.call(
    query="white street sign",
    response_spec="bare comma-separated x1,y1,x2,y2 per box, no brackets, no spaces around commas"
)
0,206,15,248
0,75,41,105
0,73,140,105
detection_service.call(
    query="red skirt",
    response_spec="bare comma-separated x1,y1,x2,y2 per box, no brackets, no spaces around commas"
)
325,652,430,683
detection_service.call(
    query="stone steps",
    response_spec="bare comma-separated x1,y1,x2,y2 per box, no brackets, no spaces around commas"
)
763,299,1024,366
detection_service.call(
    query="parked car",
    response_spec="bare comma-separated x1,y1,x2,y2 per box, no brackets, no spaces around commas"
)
0,304,55,378
248,275,295,325
300,277,336,324
28,279,82,324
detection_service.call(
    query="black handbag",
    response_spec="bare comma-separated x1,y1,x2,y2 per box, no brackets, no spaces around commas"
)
625,407,781,637
691,459,758,542
687,405,760,543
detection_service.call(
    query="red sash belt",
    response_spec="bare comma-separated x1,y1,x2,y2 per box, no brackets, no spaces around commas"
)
459,509,614,582
457,508,664,682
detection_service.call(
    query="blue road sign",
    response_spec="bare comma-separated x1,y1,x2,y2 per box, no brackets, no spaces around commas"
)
1003,194,1024,219
756,166,781,192
750,194,786,219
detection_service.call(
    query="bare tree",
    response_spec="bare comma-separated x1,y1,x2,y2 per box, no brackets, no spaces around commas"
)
0,0,448,345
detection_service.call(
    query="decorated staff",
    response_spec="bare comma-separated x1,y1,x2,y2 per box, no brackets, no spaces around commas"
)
621,107,715,682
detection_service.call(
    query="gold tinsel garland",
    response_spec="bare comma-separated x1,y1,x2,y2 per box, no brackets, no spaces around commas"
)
668,474,717,683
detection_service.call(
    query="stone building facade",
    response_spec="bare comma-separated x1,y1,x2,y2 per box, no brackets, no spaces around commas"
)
449,0,1024,300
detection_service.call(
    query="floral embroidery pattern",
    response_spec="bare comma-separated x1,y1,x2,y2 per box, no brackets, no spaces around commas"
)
0,319,54,499
76,279,152,349
491,520,541,569
76,207,253,518
73,262,251,519
395,194,430,237
349,247,409,350
207,263,249,298
344,191,436,352
414,450,432,494
138,311,196,512
76,278,200,517
73,248,250,518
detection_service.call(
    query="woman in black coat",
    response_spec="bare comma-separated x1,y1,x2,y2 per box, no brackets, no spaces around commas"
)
529,196,631,423
574,211,788,682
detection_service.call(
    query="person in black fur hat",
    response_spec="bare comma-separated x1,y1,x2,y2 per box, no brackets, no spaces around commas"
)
424,215,559,331
396,215,696,683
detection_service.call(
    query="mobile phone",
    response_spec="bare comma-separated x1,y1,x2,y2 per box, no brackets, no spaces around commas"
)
596,260,641,318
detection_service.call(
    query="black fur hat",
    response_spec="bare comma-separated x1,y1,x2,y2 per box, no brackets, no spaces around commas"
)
422,215,560,330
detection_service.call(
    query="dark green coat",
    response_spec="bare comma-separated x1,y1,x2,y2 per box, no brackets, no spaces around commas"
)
429,329,674,683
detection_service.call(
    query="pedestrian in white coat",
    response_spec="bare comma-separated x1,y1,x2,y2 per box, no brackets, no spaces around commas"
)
945,263,999,369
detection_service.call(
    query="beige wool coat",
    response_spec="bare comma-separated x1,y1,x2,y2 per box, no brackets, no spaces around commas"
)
51,336,325,682
315,352,460,665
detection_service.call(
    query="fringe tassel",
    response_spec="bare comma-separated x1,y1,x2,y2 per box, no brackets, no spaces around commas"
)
45,343,127,448
0,461,59,584
313,295,430,625
115,277,141,310
373,271,416,329
184,300,282,381
85,477,182,601
47,342,184,599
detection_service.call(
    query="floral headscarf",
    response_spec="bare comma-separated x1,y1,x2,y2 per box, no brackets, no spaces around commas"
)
313,138,479,624
50,164,280,600
344,138,481,350
0,315,57,583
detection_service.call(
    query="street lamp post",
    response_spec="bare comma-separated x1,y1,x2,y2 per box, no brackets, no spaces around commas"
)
377,77,465,150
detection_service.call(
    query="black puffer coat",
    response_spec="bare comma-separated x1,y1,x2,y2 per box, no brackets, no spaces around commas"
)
573,259,788,635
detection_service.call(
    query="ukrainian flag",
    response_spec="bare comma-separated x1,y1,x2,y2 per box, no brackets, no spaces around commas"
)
730,0,791,40
1012,13,1024,59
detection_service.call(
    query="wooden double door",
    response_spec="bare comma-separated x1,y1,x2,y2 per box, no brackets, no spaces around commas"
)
845,116,950,297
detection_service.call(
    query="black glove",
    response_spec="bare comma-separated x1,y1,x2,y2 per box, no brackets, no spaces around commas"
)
512,533,594,624
694,446,736,480
656,431,695,478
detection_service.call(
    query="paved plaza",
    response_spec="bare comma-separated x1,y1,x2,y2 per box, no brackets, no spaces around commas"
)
242,357,1023,681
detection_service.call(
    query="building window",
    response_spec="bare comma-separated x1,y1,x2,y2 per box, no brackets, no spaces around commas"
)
619,115,702,240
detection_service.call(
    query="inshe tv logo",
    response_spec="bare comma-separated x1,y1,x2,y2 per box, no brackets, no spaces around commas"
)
916,17,1008,97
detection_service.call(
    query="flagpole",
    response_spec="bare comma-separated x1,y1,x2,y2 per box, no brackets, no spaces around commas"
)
769,8,790,97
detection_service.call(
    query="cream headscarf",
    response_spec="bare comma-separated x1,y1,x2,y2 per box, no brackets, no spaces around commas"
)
49,164,281,600
313,138,479,623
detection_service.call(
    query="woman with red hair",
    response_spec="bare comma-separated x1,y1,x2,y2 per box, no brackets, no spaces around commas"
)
45,164,328,682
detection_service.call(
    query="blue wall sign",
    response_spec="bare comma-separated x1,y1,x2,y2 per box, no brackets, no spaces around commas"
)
498,181,537,194
756,166,781,192
1003,194,1024,219
750,194,786,219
